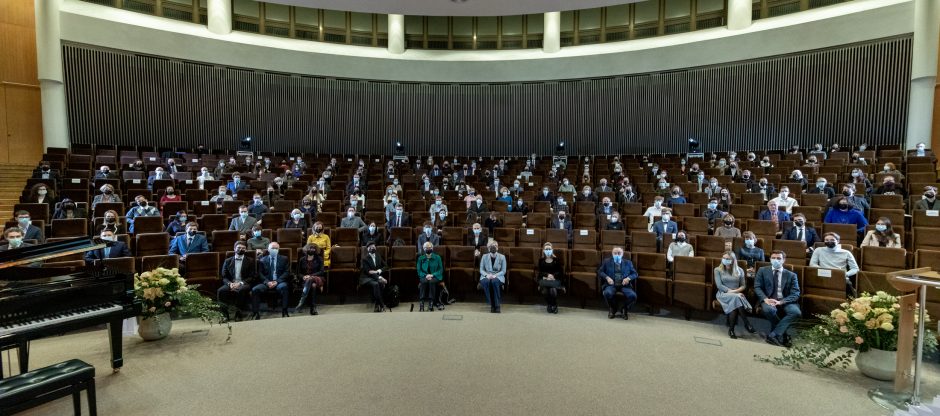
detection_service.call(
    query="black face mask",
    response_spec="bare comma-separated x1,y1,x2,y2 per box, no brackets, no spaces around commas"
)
104,189,113,195
676,237,686,243
795,220,804,227
65,203,76,210
187,230,197,236
723,220,733,226
305,249,316,256
842,191,851,197
424,248,433,254
488,246,498,253
236,249,246,255
138,201,147,207
885,182,895,189
926,193,936,199
367,248,376,254
41,166,50,172
825,241,837,248
315,227,323,233
839,204,849,210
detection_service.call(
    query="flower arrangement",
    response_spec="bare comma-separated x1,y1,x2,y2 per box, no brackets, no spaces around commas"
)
757,291,935,370
134,267,231,340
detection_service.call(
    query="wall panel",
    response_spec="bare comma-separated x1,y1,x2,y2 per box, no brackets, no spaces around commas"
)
63,36,912,156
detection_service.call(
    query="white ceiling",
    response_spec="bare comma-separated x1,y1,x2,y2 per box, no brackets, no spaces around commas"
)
260,0,645,17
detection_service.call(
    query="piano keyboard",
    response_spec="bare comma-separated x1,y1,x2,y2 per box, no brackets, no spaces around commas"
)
0,303,123,336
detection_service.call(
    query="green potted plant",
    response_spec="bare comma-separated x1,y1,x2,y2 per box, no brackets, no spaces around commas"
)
757,291,935,380
135,267,231,341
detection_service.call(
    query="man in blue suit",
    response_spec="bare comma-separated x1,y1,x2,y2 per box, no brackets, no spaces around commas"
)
84,229,131,266
146,167,169,191
251,242,291,319
14,211,44,244
597,247,638,320
168,222,209,272
758,200,792,222
226,173,247,194
650,209,678,251
781,213,818,253
754,250,801,347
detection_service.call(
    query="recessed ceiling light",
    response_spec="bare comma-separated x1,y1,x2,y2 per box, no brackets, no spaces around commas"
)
451,0,468,3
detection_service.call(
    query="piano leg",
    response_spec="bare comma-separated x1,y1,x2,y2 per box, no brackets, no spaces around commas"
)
107,320,123,372
16,340,28,375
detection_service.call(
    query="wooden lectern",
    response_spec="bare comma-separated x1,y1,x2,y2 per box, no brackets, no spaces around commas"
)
885,267,940,403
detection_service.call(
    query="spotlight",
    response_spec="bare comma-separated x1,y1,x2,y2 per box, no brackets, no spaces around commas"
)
238,136,252,151
555,141,566,154
395,141,404,152
688,137,700,152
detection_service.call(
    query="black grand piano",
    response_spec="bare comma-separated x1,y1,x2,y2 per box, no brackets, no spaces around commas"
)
0,237,140,377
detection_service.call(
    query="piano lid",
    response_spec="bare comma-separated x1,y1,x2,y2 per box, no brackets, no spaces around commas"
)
0,237,106,270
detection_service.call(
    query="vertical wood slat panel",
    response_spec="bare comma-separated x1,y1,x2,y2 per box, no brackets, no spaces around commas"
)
63,36,912,156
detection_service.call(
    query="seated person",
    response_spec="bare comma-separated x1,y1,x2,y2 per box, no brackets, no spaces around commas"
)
248,193,269,218
429,196,448,217
147,167,170,191
360,222,385,247
27,183,57,207
306,221,332,267
359,243,388,312
754,250,801,347
387,203,411,230
666,230,694,263
497,187,514,209
713,214,740,240
642,196,665,229
759,200,791,232
340,207,367,231
484,212,502,235
165,210,188,236
283,209,308,239
217,242,257,320
749,178,776,201
872,176,906,198
913,186,939,211
125,196,160,233
810,232,860,295
14,210,44,244
83,229,131,266
229,205,259,234
715,251,755,339
53,198,86,220
295,244,326,315
168,222,209,271
806,177,835,200
97,209,125,235
782,213,818,253
651,208,678,243
861,217,902,248
880,162,905,182
467,222,489,257
605,213,624,231
92,184,121,210
416,241,444,312
246,224,270,252
538,242,565,314
576,186,597,203
702,198,726,232
210,186,233,207
666,186,686,207
597,246,638,320
250,242,291,319
479,240,507,313
226,173,248,193
736,231,765,274
824,196,868,234
551,210,573,241
770,186,799,214
416,222,440,251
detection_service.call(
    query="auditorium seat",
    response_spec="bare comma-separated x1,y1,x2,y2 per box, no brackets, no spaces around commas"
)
571,229,597,250
526,212,548,229
599,230,625,251
630,231,658,254
871,194,904,210
276,228,304,253
101,257,136,274
14,203,50,224
198,214,228,241
132,216,164,235
770,239,808,265
389,246,419,301
822,223,858,246
503,212,523,229
568,249,601,309
51,218,87,238
695,235,729,259
507,247,539,303
140,254,179,272
328,246,359,303
184,252,221,296
193,201,216,217
211,230,241,253
746,220,778,242
93,202,124,219
670,203,696,218
517,228,543,248
544,228,569,248
135,232,169,257
446,245,477,299
441,227,465,246
671,256,711,319
633,252,670,313
860,246,907,273
331,227,359,247
317,212,338,228
801,267,847,315
573,214,594,229
682,217,709,237
493,227,516,247
387,227,413,246
220,201,243,216
801,193,828,207
792,206,823,224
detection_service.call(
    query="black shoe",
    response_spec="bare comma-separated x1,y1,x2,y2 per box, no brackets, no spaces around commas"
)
427,304,434,312
234,311,244,322
781,334,792,348
437,304,445,311
252,312,261,320
310,305,318,316
744,323,756,334
622,310,629,320
419,303,425,312
765,336,783,347
294,296,307,312
728,327,737,339
282,309,290,318
608,309,616,319
491,306,497,313
373,304,381,313
494,307,500,313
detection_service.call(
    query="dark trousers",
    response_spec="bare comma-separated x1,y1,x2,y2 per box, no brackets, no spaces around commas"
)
602,285,637,311
300,278,321,306
540,287,559,306
251,282,289,313
760,302,801,337
362,280,385,305
481,278,502,307
217,284,251,310
418,279,437,303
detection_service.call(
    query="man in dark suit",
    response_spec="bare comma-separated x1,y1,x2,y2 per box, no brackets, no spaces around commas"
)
251,242,291,319
650,210,678,248
33,162,62,186
84,229,131,266
781,213,818,253
229,205,259,234
550,210,573,241
466,222,490,257
386,204,411,231
754,250,801,347
14,211,44,244
217,241,257,320
226,173,248,194
168,222,209,267
749,178,777,201
0,228,30,251
416,222,440,251
94,165,117,180
806,177,836,200
359,243,388,312
146,167,170,191
597,246,638,319
758,200,792,223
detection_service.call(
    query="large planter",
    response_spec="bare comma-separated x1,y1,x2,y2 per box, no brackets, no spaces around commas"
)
137,313,172,341
855,348,897,381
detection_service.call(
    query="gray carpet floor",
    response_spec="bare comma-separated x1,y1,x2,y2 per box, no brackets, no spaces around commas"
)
13,303,939,416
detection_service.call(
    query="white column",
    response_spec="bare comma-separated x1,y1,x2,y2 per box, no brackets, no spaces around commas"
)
388,14,405,55
207,0,233,35
727,0,752,30
35,0,69,151
906,0,939,149
543,12,560,53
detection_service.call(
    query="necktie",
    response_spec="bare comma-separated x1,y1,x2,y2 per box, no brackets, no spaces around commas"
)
773,270,781,299
187,237,193,249
771,210,778,224
104,247,110,258
797,228,803,241
271,257,277,280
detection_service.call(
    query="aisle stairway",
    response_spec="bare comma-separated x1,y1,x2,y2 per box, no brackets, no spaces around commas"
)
0,164,35,220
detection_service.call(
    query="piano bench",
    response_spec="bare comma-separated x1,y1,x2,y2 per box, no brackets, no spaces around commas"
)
0,359,97,416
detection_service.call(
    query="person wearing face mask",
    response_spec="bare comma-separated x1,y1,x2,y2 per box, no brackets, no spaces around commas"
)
686,163,701,181
914,186,939,211
28,183,57,207
94,209,124,234
595,197,616,217
769,186,799,214
703,178,722,200
345,194,364,216
465,222,490,257
848,169,873,195
551,210,573,241
804,156,819,167
598,247,638,319
483,212,503,236
617,183,640,204
849,152,868,166
909,142,935,159
250,242,291,318
292,244,326,316
594,179,613,194
827,184,869,217
386,203,412,232
340,208,367,231
0,228,33,253
416,241,444,311
713,214,741,240
360,222,384,247
552,195,570,214
299,197,318,218
95,165,117,180
714,251,755,339
165,210,189,236
666,187,686,207
642,196,666,231
479,240,507,313
808,143,827,160
345,174,368,194
736,232,765,274
735,169,755,188
358,243,389,312
217,241,257,320
755,250,801,347
781,213,819,252
84,229,131,266
575,186,597,203
416,221,440,252
873,176,907,198
557,178,576,195
881,162,906,182
788,170,808,190
33,161,62,185
124,196,160,234
605,213,624,231
655,179,672,198
168,222,208,272
210,186,233,207
861,217,902,248
748,177,777,202
146,168,168,191
226,174,248,194
651,209,678,250
536,187,555,204
52,197,85,220
229,205,259,234
805,177,835,200
495,187,514,210
283,209,309,237
467,196,489,223
538,242,565,314
247,193,269,218
702,198,726,231
159,186,181,211
92,184,122,210
823,196,868,234
244,224,270,251
666,231,694,263
810,232,860,295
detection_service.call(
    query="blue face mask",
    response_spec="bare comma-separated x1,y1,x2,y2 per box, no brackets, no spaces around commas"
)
268,248,279,256
473,229,481,235
875,224,887,232
544,249,553,256
253,231,262,238
770,259,783,269
612,255,622,262
721,259,733,266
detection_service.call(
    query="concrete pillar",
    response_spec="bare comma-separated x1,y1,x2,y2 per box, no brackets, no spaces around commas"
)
727,0,752,30
207,0,233,35
35,0,69,151
543,12,560,53
388,14,405,55
906,0,939,149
